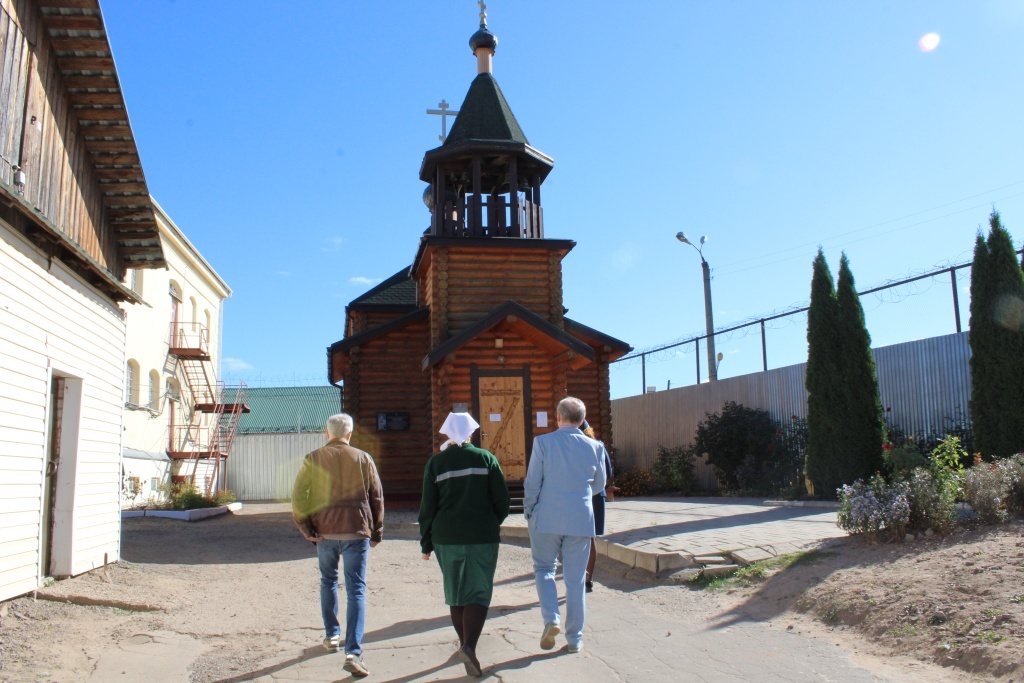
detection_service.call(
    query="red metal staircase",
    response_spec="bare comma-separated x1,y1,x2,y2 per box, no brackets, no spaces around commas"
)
167,322,249,495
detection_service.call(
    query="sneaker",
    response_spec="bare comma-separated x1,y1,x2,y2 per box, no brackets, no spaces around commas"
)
344,653,370,678
322,635,341,652
585,580,594,593
540,622,560,650
568,642,584,654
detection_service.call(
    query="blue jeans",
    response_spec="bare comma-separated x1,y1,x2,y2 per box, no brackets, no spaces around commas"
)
529,530,590,648
317,538,369,655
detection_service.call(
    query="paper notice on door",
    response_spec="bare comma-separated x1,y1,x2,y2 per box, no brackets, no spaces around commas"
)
537,411,548,428
489,413,502,422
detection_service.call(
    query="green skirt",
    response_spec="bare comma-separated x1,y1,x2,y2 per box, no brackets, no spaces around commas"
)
434,543,499,607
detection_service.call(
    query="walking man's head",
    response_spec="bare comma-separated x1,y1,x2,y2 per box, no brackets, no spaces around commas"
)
555,397,586,428
325,413,354,441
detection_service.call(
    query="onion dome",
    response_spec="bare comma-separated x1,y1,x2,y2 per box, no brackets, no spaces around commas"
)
470,25,497,53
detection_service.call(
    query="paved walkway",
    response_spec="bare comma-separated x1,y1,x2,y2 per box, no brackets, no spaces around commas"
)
390,496,845,574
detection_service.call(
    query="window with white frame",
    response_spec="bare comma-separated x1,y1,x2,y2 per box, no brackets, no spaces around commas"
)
126,359,141,405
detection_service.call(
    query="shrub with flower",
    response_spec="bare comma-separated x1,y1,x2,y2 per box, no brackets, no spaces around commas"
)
961,462,1007,523
837,473,910,542
1000,453,1024,516
616,468,654,497
905,467,957,534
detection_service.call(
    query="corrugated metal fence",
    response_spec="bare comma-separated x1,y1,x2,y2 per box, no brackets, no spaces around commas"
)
225,433,326,501
610,331,971,489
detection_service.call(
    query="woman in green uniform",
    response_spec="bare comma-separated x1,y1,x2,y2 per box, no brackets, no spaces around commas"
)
419,412,510,677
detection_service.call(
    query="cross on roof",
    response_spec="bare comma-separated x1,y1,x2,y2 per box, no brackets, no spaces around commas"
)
478,0,488,26
426,99,460,142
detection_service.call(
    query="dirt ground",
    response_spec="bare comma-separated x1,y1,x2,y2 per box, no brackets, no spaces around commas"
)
0,504,1018,681
709,520,1024,681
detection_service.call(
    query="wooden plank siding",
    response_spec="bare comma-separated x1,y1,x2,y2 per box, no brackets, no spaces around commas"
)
0,0,162,285
0,219,126,601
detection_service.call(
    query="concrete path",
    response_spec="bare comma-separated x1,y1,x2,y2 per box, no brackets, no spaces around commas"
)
24,500,957,683
390,496,845,573
251,564,893,683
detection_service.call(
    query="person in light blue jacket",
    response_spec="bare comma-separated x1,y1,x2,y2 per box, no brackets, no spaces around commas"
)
523,397,607,654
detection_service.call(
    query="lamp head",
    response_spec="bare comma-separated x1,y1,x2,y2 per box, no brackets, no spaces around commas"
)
675,232,690,244
700,235,708,245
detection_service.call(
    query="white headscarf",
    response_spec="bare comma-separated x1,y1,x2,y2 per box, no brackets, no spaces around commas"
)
439,412,480,451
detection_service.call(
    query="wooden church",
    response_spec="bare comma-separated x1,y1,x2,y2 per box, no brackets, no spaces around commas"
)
327,9,632,502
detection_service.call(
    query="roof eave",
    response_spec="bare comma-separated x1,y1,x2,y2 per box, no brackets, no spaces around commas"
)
419,142,554,183
422,300,594,370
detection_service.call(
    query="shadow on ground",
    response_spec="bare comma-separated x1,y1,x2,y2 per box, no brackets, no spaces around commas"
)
603,505,830,545
122,510,316,565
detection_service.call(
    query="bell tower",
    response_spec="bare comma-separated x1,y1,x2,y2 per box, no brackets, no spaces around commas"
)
419,6,553,239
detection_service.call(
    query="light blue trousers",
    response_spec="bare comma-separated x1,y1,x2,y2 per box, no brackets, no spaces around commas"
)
529,531,590,647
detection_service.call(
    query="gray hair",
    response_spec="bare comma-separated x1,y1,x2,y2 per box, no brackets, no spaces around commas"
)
326,413,354,439
556,397,586,425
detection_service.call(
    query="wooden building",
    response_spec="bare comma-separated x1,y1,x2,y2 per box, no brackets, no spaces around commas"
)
0,0,165,600
328,13,631,502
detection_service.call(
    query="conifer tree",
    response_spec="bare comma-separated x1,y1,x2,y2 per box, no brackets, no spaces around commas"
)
969,231,994,456
969,211,1024,457
835,253,885,482
804,249,841,496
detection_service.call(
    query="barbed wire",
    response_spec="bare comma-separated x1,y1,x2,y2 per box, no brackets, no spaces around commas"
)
221,373,330,387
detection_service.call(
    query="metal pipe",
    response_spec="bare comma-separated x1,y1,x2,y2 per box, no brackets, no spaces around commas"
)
701,258,717,381
760,319,768,371
641,353,646,394
950,267,961,333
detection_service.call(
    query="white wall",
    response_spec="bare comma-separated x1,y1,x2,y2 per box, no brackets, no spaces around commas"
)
0,222,126,600
121,203,230,465
121,457,171,507
226,433,327,501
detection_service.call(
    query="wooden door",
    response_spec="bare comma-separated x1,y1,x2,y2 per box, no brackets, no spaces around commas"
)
477,375,527,480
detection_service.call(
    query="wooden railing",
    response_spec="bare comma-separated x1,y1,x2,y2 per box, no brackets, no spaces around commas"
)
434,194,543,239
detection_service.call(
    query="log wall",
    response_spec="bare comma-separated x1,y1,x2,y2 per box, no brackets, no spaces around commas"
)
421,246,565,342
344,317,432,496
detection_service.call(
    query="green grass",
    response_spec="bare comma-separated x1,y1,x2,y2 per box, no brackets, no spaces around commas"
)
688,549,837,591
885,623,919,637
1011,594,1024,604
978,631,1006,645
982,608,999,619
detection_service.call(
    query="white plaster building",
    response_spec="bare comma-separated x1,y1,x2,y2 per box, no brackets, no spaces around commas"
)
120,201,231,505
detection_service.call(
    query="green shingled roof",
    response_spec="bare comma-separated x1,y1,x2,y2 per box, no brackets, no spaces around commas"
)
229,386,342,434
445,73,528,146
349,267,416,308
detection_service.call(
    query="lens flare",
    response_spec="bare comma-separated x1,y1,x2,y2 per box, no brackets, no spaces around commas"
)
994,294,1024,332
919,33,941,52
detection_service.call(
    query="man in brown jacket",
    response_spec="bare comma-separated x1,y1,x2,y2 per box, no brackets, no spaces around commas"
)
292,413,384,678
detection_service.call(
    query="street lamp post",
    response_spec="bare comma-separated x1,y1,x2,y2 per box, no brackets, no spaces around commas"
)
676,232,717,382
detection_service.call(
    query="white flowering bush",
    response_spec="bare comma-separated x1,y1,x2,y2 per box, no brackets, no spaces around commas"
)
837,474,910,542
999,453,1024,516
905,468,958,534
962,463,1007,523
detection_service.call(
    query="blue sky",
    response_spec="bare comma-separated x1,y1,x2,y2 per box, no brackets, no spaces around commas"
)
102,1,1024,399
